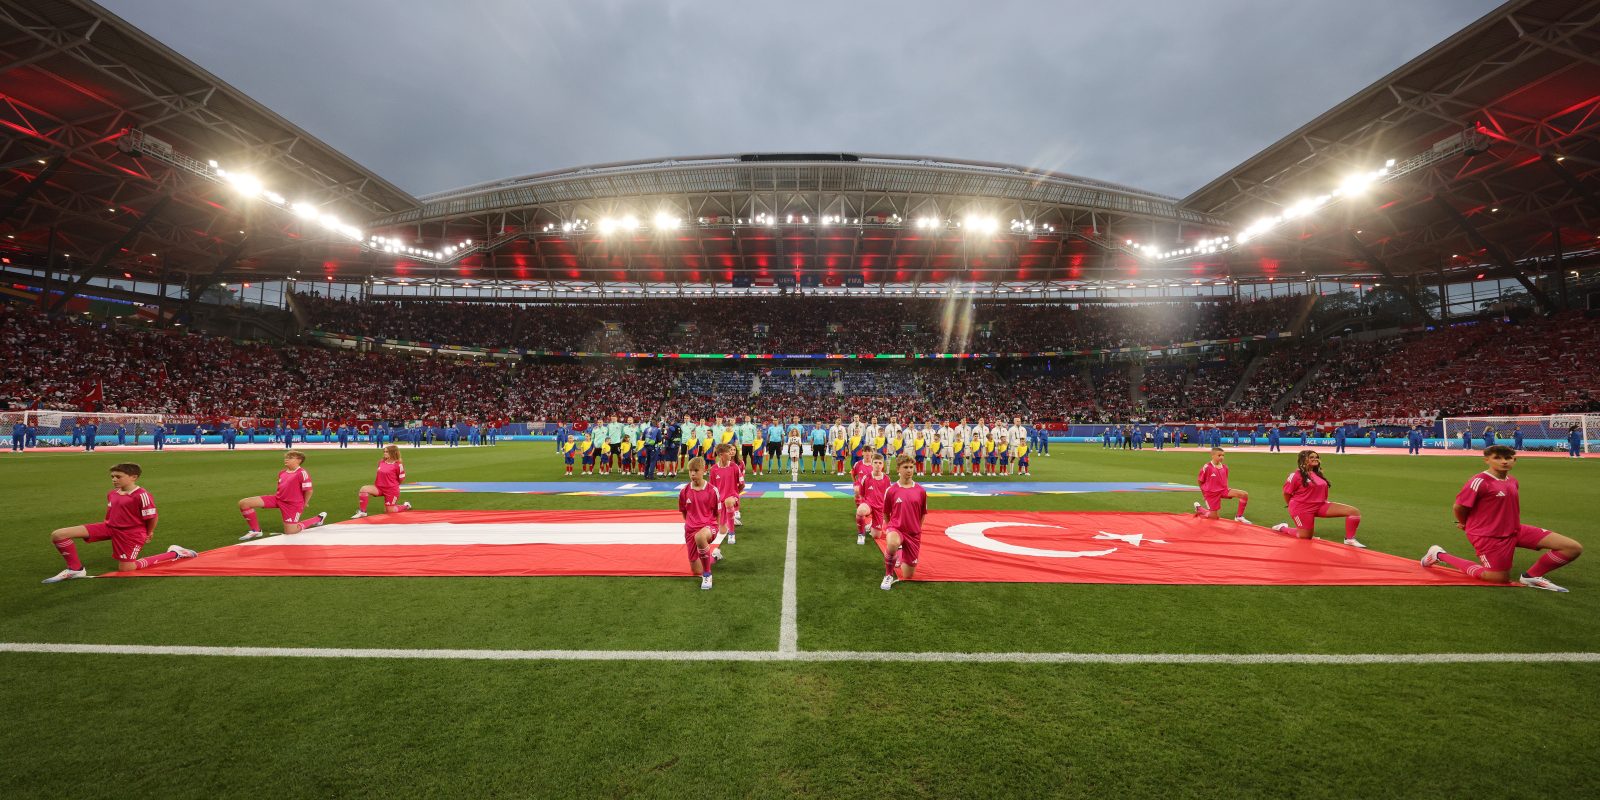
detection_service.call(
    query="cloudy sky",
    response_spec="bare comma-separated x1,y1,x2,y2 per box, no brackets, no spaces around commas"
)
102,0,1504,200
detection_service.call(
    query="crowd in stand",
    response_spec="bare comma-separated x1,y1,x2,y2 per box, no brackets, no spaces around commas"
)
1184,360,1246,414
1227,342,1319,420
296,293,1304,355
6,300,1597,426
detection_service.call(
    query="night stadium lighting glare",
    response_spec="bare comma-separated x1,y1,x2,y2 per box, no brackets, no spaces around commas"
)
963,216,998,235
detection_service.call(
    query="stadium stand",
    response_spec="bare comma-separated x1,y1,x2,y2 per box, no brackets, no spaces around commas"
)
294,293,1305,355
8,300,1598,425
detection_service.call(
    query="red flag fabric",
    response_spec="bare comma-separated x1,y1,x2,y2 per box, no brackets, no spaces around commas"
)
79,379,103,411
116,509,702,578
878,511,1495,586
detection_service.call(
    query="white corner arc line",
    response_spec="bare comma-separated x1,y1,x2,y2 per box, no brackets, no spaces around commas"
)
1,643,1597,665
778,498,799,653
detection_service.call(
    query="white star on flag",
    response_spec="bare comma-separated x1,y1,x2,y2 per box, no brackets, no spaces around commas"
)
1093,531,1168,547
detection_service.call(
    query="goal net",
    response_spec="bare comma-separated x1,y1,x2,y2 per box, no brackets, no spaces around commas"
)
0,409,173,446
1440,414,1599,454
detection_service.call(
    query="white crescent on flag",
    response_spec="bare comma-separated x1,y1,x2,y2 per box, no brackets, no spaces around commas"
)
943,521,1119,559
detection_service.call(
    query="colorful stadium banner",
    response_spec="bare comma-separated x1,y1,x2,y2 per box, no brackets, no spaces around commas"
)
877,511,1494,586
114,509,709,578
306,330,1293,361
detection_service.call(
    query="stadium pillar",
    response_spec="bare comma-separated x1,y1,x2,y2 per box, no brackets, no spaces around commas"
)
0,155,63,228
176,236,250,323
42,223,56,308
1552,227,1569,310
49,194,173,315
1543,154,1600,222
1437,263,1449,321
1430,196,1555,315
1345,232,1436,324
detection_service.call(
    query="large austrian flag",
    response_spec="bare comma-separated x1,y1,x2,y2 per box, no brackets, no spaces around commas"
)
125,510,701,578
889,511,1489,586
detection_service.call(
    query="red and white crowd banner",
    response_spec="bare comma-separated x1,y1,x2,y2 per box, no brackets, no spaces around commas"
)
122,510,698,577
879,511,1493,586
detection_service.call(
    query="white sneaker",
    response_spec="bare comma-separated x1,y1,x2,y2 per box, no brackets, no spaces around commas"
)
1520,574,1568,592
350,511,368,519
310,512,328,528
712,549,724,562
1420,545,1446,568
41,568,88,584
1343,538,1368,549
1192,502,1203,516
726,532,735,544
239,530,265,541
166,545,197,559
401,502,411,511
734,511,742,526
1234,516,1252,525
857,533,866,545
700,574,713,590
1271,523,1291,534
880,574,896,591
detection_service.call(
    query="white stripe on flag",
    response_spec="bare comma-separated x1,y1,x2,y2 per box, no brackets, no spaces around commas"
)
237,522,686,547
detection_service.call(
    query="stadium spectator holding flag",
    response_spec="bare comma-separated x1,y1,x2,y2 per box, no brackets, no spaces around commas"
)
42,462,196,583
1422,445,1583,592
238,450,328,540
352,444,412,518
1272,451,1366,548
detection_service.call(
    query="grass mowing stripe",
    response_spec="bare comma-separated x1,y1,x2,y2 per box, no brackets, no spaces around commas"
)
5,642,1598,664
779,497,798,652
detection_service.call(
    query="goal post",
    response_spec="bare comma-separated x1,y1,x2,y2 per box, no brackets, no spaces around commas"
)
0,409,170,446
1440,414,1599,454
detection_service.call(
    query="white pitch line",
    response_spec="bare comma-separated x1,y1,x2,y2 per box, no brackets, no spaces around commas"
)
778,498,799,653
2,642,1597,665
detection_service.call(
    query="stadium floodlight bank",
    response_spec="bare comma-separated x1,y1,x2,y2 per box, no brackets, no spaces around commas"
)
1440,414,1599,453
1,409,177,446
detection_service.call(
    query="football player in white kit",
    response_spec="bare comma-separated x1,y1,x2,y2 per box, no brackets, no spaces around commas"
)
1007,417,1029,476
937,422,956,476
786,428,805,482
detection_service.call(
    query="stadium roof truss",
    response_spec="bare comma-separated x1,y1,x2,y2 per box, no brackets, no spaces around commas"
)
2,0,1598,299
348,154,1243,293
1181,0,1600,301
0,0,415,303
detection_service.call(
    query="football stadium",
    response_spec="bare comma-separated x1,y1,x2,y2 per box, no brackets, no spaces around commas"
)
3,0,1599,796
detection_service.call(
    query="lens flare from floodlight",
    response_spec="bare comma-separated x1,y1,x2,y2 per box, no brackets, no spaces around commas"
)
654,212,680,230
225,172,263,197
292,202,318,220
598,217,617,235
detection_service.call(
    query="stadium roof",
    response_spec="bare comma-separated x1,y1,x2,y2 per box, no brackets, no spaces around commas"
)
1181,0,1600,301
0,0,415,294
2,0,1597,298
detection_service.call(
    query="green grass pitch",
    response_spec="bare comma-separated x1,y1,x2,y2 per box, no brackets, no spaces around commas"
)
2,443,1596,798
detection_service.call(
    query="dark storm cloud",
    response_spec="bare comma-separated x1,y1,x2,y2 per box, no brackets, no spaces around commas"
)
101,0,1504,200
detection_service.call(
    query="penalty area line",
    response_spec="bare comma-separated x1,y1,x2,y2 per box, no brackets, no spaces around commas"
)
1,643,1597,665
